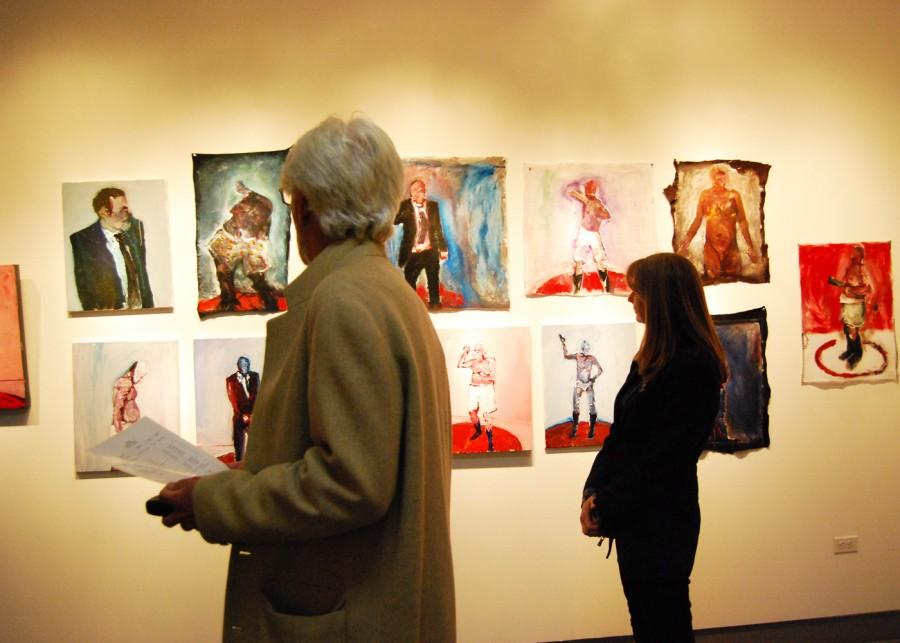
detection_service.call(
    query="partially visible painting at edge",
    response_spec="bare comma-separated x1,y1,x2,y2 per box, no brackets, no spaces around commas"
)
706,307,770,453
666,159,770,286
0,265,29,410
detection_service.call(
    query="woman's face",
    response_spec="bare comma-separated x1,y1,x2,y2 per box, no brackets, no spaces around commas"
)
627,289,646,324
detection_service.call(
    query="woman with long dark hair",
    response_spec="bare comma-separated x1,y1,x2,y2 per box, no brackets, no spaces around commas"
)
580,253,727,642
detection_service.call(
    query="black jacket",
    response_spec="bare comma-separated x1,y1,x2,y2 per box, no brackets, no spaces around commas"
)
393,198,447,267
70,219,154,311
584,346,721,536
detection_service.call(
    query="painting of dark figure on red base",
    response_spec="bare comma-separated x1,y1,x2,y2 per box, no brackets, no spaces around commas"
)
194,337,265,463
799,242,896,385
194,150,290,318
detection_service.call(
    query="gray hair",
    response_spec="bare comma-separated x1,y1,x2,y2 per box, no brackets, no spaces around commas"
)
281,116,404,244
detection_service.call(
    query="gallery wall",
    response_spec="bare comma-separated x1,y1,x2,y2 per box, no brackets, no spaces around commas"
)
1,1,898,641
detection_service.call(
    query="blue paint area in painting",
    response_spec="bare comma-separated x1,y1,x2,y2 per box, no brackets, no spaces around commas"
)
454,164,507,306
718,323,762,439
391,158,508,309
709,307,770,452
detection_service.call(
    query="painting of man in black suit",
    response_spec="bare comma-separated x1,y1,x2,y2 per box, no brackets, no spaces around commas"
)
394,178,447,308
225,356,259,461
69,187,154,311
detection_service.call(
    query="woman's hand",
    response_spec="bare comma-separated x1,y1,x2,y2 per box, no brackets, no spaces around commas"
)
580,495,602,536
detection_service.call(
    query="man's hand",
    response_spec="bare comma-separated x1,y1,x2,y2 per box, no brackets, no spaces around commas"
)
440,250,448,261
158,476,200,531
580,495,601,536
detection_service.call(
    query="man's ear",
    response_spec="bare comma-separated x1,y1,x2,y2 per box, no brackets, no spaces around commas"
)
297,195,313,223
97,198,113,218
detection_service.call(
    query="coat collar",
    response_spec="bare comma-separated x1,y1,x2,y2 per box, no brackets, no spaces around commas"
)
284,238,386,307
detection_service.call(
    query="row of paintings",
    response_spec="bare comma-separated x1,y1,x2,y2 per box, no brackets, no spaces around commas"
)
72,308,772,473
61,155,772,317
3,235,897,424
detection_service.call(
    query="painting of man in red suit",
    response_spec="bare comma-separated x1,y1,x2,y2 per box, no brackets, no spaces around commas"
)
225,356,259,461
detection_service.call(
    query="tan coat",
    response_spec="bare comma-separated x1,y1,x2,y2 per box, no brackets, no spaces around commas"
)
194,239,455,642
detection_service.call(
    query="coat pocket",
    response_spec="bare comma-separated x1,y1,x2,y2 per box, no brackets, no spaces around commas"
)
262,593,347,641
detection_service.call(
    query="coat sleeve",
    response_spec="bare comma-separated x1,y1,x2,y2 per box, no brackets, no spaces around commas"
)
591,352,720,530
193,293,407,544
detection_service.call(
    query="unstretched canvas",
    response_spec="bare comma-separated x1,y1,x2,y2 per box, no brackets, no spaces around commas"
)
387,158,508,310
541,323,640,449
707,308,771,452
72,341,180,474
436,326,530,454
525,163,658,297
799,242,896,384
194,150,290,317
0,266,28,409
666,160,770,285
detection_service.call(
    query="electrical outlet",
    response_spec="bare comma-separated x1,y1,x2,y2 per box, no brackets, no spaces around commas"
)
833,536,859,554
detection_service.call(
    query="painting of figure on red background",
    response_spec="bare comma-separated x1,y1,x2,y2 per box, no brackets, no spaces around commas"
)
799,242,896,384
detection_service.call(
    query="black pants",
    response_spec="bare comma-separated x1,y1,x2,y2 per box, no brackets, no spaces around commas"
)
403,249,441,305
232,418,249,461
616,506,700,643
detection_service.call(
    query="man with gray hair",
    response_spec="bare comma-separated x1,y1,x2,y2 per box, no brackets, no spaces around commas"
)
158,116,456,642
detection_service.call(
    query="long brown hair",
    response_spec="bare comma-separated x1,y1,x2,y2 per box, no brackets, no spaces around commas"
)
627,253,728,386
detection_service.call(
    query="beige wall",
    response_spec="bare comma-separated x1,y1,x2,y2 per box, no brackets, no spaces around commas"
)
1,1,898,640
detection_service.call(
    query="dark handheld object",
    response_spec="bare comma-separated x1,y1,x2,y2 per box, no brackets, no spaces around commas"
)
146,495,173,517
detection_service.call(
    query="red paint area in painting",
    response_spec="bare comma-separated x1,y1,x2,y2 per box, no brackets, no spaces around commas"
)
544,420,611,449
415,284,464,309
532,271,627,296
216,451,237,465
197,293,288,315
814,338,889,379
799,242,893,333
452,422,522,454
0,393,27,409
